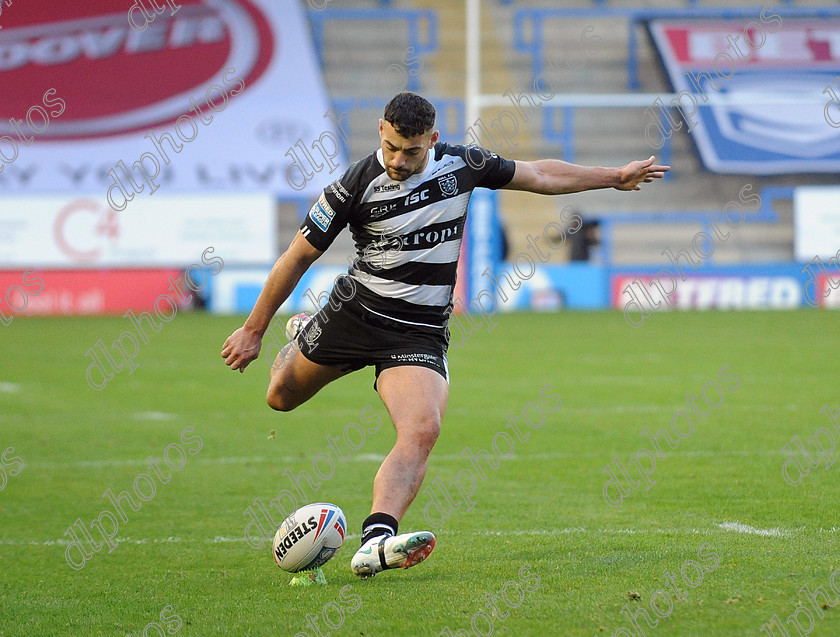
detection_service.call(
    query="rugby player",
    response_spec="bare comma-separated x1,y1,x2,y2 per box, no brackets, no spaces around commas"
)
222,91,669,577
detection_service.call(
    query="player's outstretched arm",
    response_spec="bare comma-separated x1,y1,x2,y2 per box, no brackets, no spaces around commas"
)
221,231,323,372
504,155,670,195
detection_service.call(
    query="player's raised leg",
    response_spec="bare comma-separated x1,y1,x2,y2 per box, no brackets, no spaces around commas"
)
266,341,347,412
351,365,447,577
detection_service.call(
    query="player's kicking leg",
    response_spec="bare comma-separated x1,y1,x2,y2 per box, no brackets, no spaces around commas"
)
266,340,347,411
351,365,446,577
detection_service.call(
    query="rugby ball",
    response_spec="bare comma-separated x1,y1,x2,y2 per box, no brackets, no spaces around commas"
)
272,503,347,572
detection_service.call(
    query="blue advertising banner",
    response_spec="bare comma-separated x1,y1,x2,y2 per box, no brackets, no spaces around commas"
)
487,263,608,311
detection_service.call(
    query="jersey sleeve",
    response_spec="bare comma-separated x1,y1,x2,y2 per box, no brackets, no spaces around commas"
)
300,191,346,252
464,145,517,189
299,174,356,251
300,154,376,251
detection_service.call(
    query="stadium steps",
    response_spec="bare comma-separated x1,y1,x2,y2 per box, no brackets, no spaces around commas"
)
484,2,800,265
611,218,795,266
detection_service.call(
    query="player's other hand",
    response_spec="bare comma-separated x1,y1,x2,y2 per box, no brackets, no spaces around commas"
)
615,155,670,191
221,327,262,373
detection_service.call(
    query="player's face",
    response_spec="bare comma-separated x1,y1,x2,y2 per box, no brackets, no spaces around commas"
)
379,120,439,181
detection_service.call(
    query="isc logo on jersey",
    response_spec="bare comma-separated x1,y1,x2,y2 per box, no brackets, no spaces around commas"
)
0,0,272,140
405,189,429,206
309,194,335,232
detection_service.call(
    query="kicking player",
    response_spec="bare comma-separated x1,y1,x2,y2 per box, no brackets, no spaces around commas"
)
221,91,669,578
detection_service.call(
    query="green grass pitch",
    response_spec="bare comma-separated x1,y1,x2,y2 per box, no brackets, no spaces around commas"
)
1,310,839,636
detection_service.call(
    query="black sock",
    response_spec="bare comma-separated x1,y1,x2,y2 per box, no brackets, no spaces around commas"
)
361,512,398,546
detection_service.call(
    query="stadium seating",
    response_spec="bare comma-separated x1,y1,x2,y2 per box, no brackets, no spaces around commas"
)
307,0,838,267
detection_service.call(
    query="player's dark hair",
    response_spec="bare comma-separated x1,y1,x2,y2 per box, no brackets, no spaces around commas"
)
383,92,436,138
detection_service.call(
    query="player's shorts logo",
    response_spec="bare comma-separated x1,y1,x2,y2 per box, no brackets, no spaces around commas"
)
302,319,322,348
438,174,458,197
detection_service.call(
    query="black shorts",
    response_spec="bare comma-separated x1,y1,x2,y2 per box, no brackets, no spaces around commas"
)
296,279,449,384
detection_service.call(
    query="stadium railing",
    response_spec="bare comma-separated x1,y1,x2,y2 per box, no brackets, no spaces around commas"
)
590,186,790,267
502,4,840,169
513,5,840,90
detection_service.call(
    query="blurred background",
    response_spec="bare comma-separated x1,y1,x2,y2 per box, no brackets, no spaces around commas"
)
1,0,839,322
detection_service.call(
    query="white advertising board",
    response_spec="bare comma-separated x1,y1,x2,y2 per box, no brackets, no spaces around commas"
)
0,193,274,267
794,186,840,261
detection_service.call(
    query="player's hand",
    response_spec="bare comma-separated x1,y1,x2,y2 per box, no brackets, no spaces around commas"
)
615,155,670,191
221,327,262,373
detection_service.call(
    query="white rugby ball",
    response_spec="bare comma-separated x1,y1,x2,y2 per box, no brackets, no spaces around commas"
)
272,503,347,572
285,312,313,341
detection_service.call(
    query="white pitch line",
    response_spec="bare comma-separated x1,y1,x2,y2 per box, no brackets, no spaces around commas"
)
427,449,779,461
0,382,21,393
0,534,361,547
27,446,782,470
717,522,789,537
29,456,272,469
352,453,387,462
132,412,177,421
450,528,691,536
6,525,830,548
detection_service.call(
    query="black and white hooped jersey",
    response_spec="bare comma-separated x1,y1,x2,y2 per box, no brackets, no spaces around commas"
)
300,142,516,328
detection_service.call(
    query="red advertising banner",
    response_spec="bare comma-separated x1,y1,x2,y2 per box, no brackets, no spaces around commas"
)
819,274,840,308
0,269,184,316
0,0,344,198
611,273,802,312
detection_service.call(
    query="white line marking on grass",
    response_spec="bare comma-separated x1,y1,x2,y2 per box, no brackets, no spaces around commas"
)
427,449,779,462
454,528,690,536
717,522,789,537
31,454,394,469
352,453,387,462
0,382,21,393
27,447,780,470
667,449,779,457
575,376,682,386
0,536,185,546
211,456,269,465
0,534,359,547
456,404,796,417
132,412,177,421
566,405,665,414
48,459,157,468
7,526,839,548
30,456,272,469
